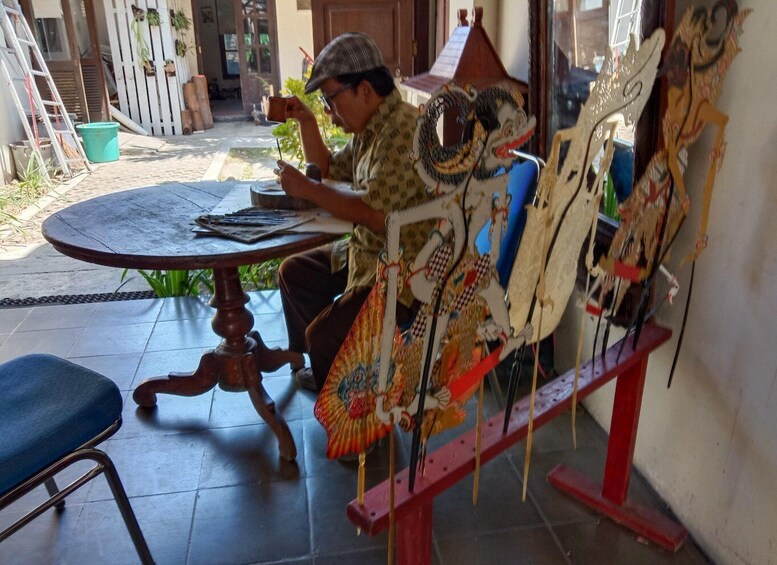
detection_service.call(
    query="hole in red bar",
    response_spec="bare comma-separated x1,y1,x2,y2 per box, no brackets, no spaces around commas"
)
428,459,434,464
443,467,448,472
370,511,376,517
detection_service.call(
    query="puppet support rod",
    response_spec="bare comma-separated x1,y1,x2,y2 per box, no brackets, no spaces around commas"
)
346,323,686,563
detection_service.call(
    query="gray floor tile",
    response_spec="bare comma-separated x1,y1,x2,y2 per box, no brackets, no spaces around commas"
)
90,433,206,500
145,318,220,352
0,327,81,362
68,352,142,391
0,307,30,332
307,473,388,554
554,519,711,564
69,322,154,357
189,481,310,564
433,457,545,537
197,421,304,489
435,526,568,565
17,303,97,331
114,388,214,440
157,295,214,321
247,289,283,315
87,298,163,326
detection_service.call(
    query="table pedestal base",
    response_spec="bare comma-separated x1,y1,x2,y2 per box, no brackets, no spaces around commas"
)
132,266,298,461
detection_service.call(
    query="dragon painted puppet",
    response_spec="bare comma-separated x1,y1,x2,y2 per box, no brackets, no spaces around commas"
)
314,84,535,459
590,1,750,320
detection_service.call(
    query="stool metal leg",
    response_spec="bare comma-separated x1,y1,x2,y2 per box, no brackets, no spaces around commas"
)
93,450,155,565
43,478,65,510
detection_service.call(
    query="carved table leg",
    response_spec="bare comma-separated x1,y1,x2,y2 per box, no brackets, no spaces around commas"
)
133,353,219,407
132,266,298,459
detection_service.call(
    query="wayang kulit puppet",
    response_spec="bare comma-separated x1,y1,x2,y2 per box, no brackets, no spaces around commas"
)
502,29,665,496
589,1,750,373
314,85,535,490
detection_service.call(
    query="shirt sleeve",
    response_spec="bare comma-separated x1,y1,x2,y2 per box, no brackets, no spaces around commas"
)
327,141,354,182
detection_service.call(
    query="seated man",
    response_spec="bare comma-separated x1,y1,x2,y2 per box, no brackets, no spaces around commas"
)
276,32,430,392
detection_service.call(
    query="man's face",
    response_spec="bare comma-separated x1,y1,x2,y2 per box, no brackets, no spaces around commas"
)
319,78,370,133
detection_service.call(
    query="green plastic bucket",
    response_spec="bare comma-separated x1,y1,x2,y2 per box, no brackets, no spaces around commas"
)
76,122,120,163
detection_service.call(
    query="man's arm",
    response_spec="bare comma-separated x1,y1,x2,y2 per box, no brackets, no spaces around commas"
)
284,97,332,178
277,160,385,233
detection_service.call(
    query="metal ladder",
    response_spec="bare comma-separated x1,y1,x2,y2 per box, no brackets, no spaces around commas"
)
610,0,642,56
0,0,91,180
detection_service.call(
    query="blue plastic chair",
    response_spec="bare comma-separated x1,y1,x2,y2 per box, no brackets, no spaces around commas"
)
474,153,542,406
0,354,153,564
475,153,541,286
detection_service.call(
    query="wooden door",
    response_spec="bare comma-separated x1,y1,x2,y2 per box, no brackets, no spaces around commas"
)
235,0,280,114
311,0,415,78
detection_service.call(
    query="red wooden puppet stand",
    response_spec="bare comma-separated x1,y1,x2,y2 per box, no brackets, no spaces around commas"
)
347,323,687,563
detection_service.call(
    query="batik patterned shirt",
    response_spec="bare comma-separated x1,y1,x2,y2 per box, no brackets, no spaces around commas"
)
328,89,433,306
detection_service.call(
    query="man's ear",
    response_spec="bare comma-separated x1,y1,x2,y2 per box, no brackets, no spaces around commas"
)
359,80,375,99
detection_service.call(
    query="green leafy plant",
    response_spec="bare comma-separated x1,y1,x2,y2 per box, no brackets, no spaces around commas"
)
131,7,153,75
120,268,213,297
170,10,191,32
602,173,620,221
119,259,283,298
239,259,283,290
175,39,188,57
17,155,51,195
272,77,350,167
146,8,161,26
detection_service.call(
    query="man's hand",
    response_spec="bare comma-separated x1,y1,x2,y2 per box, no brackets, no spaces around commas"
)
284,96,316,125
277,160,316,203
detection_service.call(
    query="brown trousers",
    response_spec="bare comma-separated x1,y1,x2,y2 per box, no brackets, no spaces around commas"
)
279,243,413,391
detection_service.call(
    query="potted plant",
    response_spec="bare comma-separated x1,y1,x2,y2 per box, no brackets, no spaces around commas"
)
130,5,154,75
170,10,191,32
147,7,161,26
175,39,188,57
164,59,176,76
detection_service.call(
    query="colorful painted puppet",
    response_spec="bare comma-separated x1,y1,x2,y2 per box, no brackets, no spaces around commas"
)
315,84,535,459
590,1,749,320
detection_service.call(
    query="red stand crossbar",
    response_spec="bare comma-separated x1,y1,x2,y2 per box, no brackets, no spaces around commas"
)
346,324,687,563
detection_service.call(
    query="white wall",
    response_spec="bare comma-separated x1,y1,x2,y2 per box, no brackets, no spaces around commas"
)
0,27,25,182
275,0,313,88
447,0,498,41
496,0,529,82
0,79,24,183
552,1,777,563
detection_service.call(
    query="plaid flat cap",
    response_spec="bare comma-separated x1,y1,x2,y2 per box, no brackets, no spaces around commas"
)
305,32,385,94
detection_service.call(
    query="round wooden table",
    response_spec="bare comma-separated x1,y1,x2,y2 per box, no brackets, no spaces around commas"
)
42,181,340,460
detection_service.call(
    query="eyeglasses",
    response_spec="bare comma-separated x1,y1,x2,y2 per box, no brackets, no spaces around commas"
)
318,83,352,111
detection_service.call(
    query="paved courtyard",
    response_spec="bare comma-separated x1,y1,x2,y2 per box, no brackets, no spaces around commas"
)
0,121,277,301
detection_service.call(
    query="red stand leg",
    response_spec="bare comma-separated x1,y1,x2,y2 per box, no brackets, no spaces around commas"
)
397,503,433,565
547,356,688,551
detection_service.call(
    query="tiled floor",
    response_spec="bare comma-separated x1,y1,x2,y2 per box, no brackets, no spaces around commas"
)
0,292,711,564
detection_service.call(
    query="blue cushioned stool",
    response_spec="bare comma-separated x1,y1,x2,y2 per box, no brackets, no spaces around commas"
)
0,354,153,564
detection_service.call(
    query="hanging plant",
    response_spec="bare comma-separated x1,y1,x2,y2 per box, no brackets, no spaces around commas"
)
130,5,153,75
170,10,191,32
146,8,161,27
175,39,188,57
131,4,145,21
164,59,176,76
